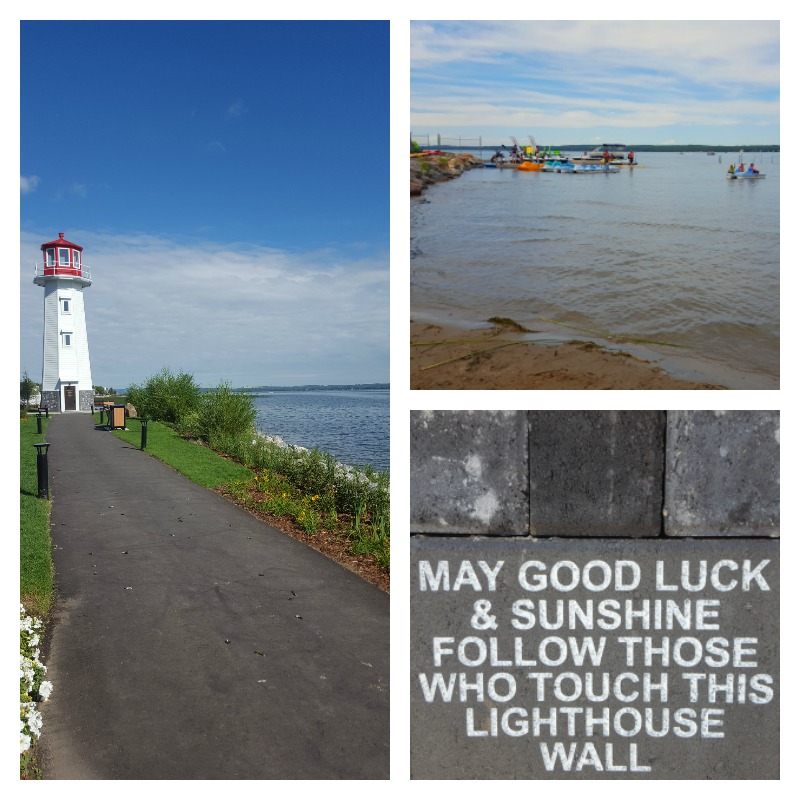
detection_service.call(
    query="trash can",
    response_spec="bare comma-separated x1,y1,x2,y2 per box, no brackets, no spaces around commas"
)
111,405,126,430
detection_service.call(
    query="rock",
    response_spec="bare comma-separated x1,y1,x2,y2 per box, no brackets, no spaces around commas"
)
410,152,482,196
125,403,137,418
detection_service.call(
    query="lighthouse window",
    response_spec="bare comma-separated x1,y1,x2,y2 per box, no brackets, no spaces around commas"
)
62,332,73,347
61,298,71,314
58,248,70,266
46,248,55,266
72,250,81,268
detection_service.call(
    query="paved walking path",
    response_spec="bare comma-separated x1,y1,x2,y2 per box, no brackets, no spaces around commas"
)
39,413,389,779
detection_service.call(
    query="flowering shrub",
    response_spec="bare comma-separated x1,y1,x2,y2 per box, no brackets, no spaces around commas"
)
20,605,52,764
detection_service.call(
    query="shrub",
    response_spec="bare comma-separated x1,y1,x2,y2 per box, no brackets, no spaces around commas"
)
225,435,389,529
126,368,201,430
196,383,257,447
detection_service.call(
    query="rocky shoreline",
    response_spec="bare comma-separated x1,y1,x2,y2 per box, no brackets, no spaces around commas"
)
410,152,483,196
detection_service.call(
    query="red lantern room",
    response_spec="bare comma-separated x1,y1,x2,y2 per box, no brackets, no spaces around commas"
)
40,232,84,277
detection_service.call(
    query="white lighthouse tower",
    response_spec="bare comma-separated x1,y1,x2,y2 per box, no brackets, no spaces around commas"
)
34,233,94,412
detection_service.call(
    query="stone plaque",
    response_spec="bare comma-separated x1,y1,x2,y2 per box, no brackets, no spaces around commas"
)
411,538,779,779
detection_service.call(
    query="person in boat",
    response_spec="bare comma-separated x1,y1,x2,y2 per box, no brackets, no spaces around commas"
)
749,163,759,173
603,150,610,164
728,164,736,174
628,150,634,165
739,163,746,172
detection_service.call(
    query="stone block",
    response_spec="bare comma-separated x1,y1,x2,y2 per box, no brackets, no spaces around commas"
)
411,536,779,780
411,411,528,535
664,411,779,537
529,411,665,537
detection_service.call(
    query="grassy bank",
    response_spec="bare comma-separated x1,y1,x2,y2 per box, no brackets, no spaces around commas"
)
108,414,253,486
20,414,54,778
20,415,54,618
106,414,389,588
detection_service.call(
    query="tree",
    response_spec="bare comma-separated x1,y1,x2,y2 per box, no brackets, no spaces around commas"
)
20,371,39,409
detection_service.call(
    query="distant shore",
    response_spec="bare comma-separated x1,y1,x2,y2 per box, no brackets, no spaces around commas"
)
411,321,726,390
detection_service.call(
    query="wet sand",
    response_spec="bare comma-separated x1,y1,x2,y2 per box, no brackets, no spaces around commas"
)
411,321,726,390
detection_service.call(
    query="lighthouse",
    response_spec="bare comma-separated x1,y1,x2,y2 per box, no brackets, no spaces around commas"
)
34,233,94,412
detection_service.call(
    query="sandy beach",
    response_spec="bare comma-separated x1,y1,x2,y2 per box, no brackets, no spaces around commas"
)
411,320,726,390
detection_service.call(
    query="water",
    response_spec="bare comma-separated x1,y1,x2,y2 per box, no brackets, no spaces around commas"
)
250,389,389,472
411,151,779,388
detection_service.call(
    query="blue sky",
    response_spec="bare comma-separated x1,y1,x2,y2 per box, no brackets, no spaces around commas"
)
411,20,780,148
20,20,389,388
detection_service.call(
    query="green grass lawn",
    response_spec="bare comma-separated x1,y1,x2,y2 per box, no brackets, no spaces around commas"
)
104,414,253,487
20,415,54,618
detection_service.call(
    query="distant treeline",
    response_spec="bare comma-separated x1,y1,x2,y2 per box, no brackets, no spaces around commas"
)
229,383,389,393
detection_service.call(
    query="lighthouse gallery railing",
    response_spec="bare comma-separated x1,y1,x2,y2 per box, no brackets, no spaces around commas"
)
34,264,92,281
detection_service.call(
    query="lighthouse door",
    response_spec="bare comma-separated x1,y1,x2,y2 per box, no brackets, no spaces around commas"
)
64,385,76,411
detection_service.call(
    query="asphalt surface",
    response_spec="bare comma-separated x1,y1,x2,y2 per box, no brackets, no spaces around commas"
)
39,413,389,779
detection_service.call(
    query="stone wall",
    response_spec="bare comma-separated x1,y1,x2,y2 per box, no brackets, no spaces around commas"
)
410,410,779,779
39,391,60,412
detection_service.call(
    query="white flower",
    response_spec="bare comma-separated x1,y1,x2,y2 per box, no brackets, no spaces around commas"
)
20,732,31,754
39,681,53,701
27,707,43,737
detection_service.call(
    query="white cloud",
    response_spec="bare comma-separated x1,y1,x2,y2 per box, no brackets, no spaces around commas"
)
20,230,388,387
227,99,246,118
21,176,40,194
412,21,778,88
411,20,779,143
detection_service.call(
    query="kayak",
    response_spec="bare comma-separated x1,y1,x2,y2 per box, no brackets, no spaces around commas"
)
517,162,543,171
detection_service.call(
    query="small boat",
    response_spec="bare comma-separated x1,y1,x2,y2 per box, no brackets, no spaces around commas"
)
726,168,765,180
726,151,766,179
572,144,636,166
517,161,543,171
542,160,619,174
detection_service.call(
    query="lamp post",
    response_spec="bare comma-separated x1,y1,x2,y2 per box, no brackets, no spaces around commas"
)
33,442,50,499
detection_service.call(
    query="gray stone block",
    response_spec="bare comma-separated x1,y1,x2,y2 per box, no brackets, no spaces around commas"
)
411,536,779,780
665,411,779,537
529,411,665,537
411,411,528,535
